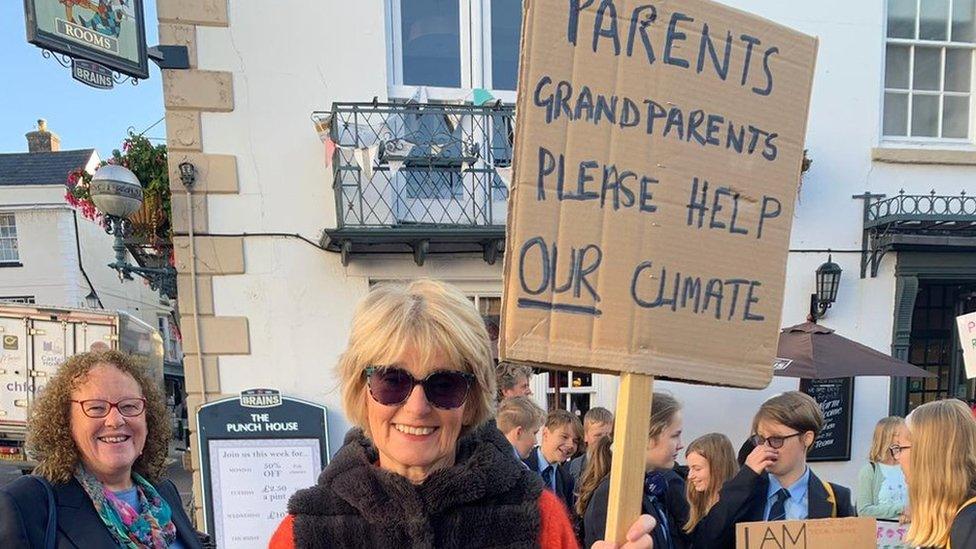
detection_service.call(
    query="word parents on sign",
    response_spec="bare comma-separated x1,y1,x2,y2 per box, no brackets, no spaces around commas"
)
500,0,818,386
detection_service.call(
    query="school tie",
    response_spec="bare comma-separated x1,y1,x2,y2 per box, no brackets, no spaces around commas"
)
768,488,791,521
542,465,555,490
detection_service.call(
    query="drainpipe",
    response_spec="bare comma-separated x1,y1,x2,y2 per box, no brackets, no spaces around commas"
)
183,174,207,401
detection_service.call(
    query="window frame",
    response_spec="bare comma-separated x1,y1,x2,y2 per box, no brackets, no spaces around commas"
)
881,0,976,147
385,0,518,104
0,213,21,265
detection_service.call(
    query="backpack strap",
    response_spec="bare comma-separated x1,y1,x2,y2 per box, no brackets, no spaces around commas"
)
29,475,57,549
820,479,837,518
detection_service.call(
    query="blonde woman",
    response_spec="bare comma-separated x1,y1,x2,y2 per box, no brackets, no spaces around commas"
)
893,399,976,548
269,280,657,549
682,433,737,547
856,416,908,520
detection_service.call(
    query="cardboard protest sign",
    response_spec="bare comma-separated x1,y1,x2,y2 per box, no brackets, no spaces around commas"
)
736,517,876,549
956,311,976,379
500,0,818,389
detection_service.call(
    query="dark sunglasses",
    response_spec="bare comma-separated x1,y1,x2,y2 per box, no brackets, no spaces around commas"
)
364,367,476,410
750,432,802,449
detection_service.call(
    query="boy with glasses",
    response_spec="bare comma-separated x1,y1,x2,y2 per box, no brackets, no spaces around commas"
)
688,391,854,549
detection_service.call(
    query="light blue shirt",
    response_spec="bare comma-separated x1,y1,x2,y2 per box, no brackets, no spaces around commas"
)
764,467,811,521
534,447,557,491
112,488,187,549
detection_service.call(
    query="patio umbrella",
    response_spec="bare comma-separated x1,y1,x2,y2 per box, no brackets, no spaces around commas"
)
774,321,935,379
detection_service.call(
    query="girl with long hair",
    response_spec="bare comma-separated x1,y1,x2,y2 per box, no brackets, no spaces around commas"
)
580,392,689,549
683,434,738,537
894,399,976,548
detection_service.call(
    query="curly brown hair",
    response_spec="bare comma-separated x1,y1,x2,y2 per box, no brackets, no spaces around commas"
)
27,350,171,484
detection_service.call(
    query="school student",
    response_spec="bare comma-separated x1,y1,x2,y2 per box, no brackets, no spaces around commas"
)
580,392,690,549
496,396,547,462
681,434,738,546
894,399,976,549
569,407,614,483
523,409,582,511
856,416,908,521
689,392,855,548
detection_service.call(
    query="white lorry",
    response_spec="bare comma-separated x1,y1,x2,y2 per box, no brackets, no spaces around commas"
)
0,304,164,469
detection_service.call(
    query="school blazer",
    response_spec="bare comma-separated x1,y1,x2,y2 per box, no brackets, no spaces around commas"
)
689,467,854,549
0,475,202,549
583,470,690,549
523,448,576,512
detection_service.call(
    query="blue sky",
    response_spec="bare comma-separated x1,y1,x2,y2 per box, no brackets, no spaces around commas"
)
0,0,164,159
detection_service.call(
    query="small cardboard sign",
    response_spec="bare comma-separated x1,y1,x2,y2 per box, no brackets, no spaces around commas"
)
736,517,876,549
501,0,818,388
956,311,976,379
876,520,910,549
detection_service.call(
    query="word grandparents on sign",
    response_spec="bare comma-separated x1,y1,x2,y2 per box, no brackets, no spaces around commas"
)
501,0,818,389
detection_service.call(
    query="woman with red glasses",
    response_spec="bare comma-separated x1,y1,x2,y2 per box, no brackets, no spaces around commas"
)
270,279,656,548
0,350,201,548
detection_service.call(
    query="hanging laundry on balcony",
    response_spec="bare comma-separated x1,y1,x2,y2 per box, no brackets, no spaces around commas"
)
353,143,379,180
443,113,471,133
311,113,337,167
495,166,512,189
408,86,429,105
472,88,494,106
384,138,416,176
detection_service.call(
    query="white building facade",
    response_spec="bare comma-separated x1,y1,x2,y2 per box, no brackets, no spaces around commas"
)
0,133,185,415
156,0,976,522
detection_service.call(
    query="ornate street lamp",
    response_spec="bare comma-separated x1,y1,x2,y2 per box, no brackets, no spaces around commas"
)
84,290,101,309
809,254,842,320
90,164,177,299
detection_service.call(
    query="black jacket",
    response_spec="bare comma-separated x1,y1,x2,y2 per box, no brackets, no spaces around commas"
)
0,475,201,549
523,447,576,512
288,425,547,548
950,500,976,549
689,467,855,549
568,454,586,485
582,469,690,549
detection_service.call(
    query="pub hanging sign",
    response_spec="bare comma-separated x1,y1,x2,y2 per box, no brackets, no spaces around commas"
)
24,0,149,80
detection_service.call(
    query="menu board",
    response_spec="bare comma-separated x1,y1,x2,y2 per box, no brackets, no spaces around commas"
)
197,389,329,549
800,377,854,462
209,438,322,547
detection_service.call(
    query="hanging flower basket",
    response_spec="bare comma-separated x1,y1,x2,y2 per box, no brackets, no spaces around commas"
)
65,133,171,248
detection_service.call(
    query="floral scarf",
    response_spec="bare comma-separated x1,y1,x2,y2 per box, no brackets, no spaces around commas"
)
75,466,177,548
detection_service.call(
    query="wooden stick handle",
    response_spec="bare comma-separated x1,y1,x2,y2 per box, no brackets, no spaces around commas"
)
605,373,655,543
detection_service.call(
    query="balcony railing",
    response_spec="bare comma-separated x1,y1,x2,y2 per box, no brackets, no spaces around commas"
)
320,101,514,265
855,190,976,277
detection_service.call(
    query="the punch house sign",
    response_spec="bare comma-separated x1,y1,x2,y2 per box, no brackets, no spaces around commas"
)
197,390,329,548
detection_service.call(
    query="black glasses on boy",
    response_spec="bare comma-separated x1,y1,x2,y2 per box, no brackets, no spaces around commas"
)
364,367,475,410
751,432,802,449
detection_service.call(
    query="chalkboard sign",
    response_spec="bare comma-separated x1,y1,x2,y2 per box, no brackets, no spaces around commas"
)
800,377,854,462
197,389,330,549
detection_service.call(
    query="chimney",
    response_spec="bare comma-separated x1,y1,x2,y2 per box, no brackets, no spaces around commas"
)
26,119,61,153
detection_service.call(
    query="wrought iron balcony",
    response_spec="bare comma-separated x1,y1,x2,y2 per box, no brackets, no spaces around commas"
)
855,190,976,277
319,101,514,266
